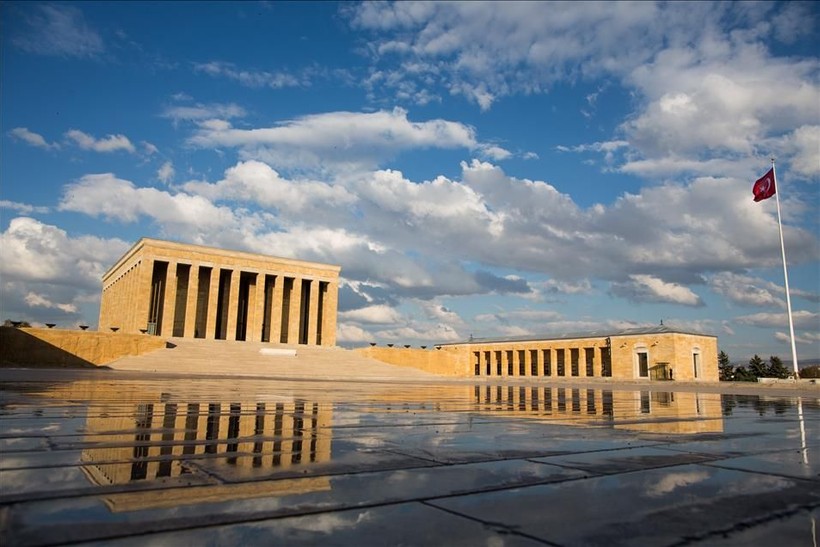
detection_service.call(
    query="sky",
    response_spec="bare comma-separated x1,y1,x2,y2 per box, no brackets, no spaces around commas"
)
1,1,818,363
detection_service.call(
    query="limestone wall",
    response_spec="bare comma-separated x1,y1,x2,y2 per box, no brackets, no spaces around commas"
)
355,346,468,376
0,327,166,368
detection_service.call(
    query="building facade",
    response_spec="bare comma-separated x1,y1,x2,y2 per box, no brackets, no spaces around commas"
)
359,326,719,381
99,238,340,346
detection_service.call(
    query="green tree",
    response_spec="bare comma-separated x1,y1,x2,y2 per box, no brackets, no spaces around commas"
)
733,366,757,382
748,354,768,378
800,366,820,379
767,356,790,379
735,366,757,382
718,350,734,381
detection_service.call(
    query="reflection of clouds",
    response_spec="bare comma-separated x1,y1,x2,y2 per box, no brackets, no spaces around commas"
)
647,470,709,497
293,510,373,533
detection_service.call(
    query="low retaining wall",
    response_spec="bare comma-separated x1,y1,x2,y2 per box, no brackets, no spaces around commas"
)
0,327,166,368
355,346,469,376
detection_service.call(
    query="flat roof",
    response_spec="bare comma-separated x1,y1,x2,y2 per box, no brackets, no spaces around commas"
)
103,237,341,281
440,324,716,346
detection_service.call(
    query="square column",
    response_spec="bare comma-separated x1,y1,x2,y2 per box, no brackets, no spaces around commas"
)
134,259,154,333
287,278,303,344
307,279,320,345
271,275,284,343
160,262,178,337
205,268,220,340
225,269,241,341
183,265,200,338
321,281,338,346
248,273,266,342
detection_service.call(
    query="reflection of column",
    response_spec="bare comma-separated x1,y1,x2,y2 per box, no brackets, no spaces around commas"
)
307,280,320,345
322,281,338,346
160,262,178,337
287,278,303,344
205,269,220,340
183,265,200,338
798,398,809,465
225,269,241,341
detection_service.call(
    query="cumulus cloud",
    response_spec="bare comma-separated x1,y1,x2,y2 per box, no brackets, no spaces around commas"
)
11,4,104,58
775,331,820,346
58,173,237,236
346,2,818,177
339,305,403,325
24,292,77,314
735,311,819,329
65,130,136,153
9,127,58,149
611,274,703,306
0,216,128,292
186,107,481,172
708,272,786,309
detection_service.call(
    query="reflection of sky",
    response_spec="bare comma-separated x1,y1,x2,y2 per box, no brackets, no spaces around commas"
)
2,378,818,539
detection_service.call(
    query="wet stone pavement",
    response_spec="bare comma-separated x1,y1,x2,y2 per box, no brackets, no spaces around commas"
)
0,369,818,546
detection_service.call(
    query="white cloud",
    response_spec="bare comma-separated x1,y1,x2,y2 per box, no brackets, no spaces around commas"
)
161,102,247,123
24,292,77,314
0,200,50,215
65,130,136,153
194,61,303,89
339,305,403,325
611,274,703,306
9,127,58,149
58,173,237,235
157,161,175,184
708,272,786,309
11,4,104,58
775,331,820,345
0,217,127,289
347,2,819,179
735,311,819,329
187,107,480,172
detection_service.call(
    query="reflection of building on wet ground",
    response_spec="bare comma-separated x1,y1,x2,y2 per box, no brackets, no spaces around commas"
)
81,399,332,487
99,238,340,346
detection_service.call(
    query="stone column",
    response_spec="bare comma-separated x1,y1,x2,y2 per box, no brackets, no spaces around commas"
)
160,262,178,337
205,268,220,340
307,279,320,345
134,258,154,334
183,265,200,338
321,281,338,346
271,275,284,343
225,269,241,341
248,273,266,343
287,278,303,344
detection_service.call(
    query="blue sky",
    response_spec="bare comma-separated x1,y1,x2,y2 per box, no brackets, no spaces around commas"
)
1,1,818,362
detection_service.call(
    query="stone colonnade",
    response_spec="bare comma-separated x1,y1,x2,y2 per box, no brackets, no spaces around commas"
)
99,239,340,346
470,342,613,378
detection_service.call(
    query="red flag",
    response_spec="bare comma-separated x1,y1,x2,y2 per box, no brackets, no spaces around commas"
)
752,168,776,202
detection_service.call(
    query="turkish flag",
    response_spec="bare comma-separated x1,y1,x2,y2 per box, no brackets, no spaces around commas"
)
752,168,776,202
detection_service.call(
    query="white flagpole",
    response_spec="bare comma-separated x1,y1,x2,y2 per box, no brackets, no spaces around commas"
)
771,158,800,376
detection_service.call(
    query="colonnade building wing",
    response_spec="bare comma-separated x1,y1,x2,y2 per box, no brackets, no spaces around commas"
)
99,238,340,346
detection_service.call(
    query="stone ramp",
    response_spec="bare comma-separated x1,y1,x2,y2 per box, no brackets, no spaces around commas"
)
107,337,438,381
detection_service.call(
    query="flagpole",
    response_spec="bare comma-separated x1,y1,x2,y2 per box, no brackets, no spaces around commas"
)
771,158,800,376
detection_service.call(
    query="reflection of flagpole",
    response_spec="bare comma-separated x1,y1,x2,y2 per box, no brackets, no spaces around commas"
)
771,159,800,376
798,397,808,465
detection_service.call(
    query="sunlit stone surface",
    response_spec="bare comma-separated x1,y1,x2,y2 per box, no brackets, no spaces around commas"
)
0,369,817,546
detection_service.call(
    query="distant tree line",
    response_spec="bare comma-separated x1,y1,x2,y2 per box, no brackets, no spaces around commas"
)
718,350,818,381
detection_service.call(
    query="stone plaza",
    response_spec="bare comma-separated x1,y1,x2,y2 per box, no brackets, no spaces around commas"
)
0,364,817,546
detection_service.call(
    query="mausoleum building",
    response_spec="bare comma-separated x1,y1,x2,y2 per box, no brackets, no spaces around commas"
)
99,238,340,346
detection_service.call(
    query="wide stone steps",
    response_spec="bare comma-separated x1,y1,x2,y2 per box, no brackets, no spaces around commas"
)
107,337,437,381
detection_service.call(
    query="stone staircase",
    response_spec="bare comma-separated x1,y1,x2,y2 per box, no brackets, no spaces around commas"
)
107,337,438,381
